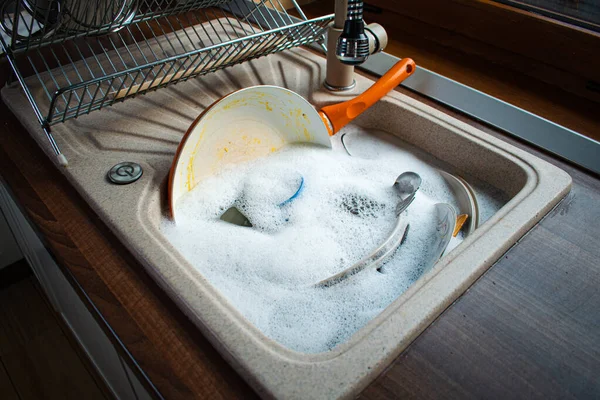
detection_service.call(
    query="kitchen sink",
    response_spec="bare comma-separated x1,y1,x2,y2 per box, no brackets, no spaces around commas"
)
2,46,571,399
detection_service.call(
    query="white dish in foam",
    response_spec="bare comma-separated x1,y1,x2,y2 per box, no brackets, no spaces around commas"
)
169,85,332,220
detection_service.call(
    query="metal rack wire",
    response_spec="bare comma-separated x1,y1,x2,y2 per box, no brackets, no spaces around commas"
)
0,0,333,162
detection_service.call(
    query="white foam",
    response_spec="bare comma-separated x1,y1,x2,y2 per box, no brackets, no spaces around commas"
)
161,126,504,353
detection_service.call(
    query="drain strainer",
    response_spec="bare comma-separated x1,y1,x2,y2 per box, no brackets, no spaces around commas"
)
108,162,143,185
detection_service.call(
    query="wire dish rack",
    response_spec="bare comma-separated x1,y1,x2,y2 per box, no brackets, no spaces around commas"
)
0,0,333,162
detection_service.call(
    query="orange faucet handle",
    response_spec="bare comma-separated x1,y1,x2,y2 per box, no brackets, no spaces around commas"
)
319,58,416,135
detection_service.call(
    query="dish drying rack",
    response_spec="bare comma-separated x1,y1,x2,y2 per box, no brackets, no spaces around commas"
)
0,0,333,164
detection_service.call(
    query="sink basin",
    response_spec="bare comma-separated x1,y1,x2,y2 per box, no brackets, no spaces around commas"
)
2,45,571,398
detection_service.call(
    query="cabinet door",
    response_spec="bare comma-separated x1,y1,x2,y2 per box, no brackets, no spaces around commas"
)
0,179,152,400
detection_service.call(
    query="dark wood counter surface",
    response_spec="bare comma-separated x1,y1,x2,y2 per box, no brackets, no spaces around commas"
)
1,53,599,399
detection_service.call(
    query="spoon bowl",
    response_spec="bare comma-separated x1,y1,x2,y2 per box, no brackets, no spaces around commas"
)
394,171,422,215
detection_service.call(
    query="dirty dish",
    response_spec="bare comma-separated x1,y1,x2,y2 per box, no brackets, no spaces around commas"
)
422,203,457,275
437,170,479,235
340,132,478,236
168,58,416,219
314,172,419,288
278,176,304,207
314,218,409,288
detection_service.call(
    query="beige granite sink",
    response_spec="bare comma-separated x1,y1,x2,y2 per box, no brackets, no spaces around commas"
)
3,45,571,399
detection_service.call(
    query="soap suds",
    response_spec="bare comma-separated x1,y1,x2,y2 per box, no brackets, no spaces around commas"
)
161,126,504,353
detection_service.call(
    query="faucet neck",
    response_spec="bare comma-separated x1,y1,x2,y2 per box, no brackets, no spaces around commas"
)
334,0,349,27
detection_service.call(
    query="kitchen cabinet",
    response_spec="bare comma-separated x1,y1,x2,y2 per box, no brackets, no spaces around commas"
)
0,180,152,400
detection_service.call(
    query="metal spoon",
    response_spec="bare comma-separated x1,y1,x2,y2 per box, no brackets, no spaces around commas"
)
394,171,422,215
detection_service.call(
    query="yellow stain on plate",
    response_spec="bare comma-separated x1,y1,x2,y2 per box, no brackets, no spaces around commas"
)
185,127,207,192
303,127,312,141
186,151,196,192
216,145,230,161
259,101,273,111
223,98,247,110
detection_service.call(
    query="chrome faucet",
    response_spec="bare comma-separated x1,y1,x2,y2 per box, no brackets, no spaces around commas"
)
336,0,369,65
325,0,388,91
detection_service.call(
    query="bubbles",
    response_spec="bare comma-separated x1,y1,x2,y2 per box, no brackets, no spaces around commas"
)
161,126,502,353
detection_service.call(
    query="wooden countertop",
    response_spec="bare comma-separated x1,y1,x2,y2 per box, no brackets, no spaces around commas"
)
1,57,599,399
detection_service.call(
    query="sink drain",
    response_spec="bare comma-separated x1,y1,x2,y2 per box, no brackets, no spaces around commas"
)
107,162,143,185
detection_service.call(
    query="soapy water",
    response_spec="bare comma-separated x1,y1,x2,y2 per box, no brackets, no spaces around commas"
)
162,126,505,353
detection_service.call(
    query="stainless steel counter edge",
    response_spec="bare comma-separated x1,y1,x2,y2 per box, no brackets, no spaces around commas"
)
358,52,600,176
